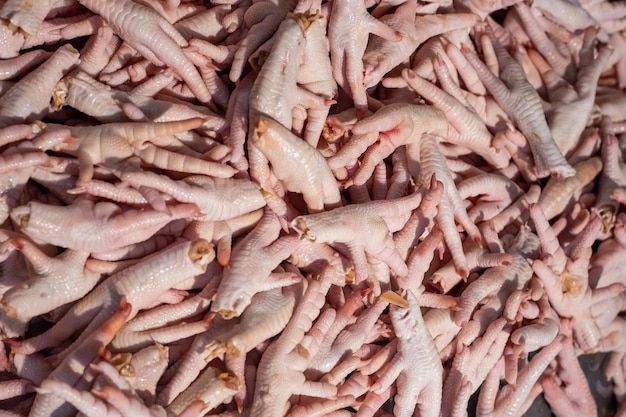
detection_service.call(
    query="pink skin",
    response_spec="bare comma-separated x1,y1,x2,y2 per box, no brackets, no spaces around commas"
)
591,224,626,288
529,202,568,272
291,191,424,282
120,171,265,222
479,334,567,417
110,316,211,352
509,295,561,356
533,0,596,33
1,1,625,416
205,283,302,361
66,178,167,211
0,43,79,127
541,319,598,417
78,0,211,103
223,72,254,171
0,378,34,401
211,209,301,319
286,395,355,417
536,157,603,221
35,379,162,417
532,229,626,351
65,118,234,185
305,293,389,379
527,27,613,156
1,237,98,321
328,0,401,113
174,5,231,43
119,344,170,406
228,0,299,82
423,308,461,356
455,226,538,326
66,71,226,132
287,239,354,286
513,2,575,81
398,68,510,169
428,236,513,294
63,71,129,123
0,49,52,81
408,134,482,278
246,13,331,221
461,25,575,179
77,25,121,77
479,184,539,243
249,269,336,417
370,290,442,417
0,151,53,175
0,20,27,59
10,198,200,253
454,0,524,20
21,12,103,49
27,298,131,417
442,318,511,417
362,4,478,90
167,367,239,416
394,174,443,261
0,124,35,148
457,173,523,222
122,281,216,335
183,209,264,267
596,132,626,234
11,239,214,357
156,315,237,407
328,103,449,186
297,14,337,147
252,115,341,212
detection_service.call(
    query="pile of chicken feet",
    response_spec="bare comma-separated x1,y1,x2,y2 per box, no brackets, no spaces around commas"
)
1,0,626,416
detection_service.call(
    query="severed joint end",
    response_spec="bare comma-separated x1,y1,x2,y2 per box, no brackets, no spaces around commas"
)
188,239,215,271
290,217,316,241
287,11,324,32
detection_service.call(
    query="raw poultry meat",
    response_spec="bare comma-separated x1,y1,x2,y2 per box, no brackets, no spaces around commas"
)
0,0,626,416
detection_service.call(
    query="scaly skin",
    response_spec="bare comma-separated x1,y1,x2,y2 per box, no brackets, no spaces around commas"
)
51,117,219,185
363,5,478,90
247,13,330,222
212,209,301,319
461,24,575,179
1,238,98,321
252,115,340,212
28,298,131,417
595,127,626,234
371,290,442,417
408,134,482,278
328,0,401,113
541,319,598,417
454,226,539,326
249,269,336,417
0,49,51,81
10,199,200,253
0,43,79,127
167,367,238,416
205,283,301,361
527,26,613,156
291,191,424,282
120,171,265,222
11,239,214,357
78,0,211,103
441,318,511,417
328,103,449,186
297,14,337,147
401,69,510,169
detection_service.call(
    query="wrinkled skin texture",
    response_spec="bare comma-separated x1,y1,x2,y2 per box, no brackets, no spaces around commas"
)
1,1,626,417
